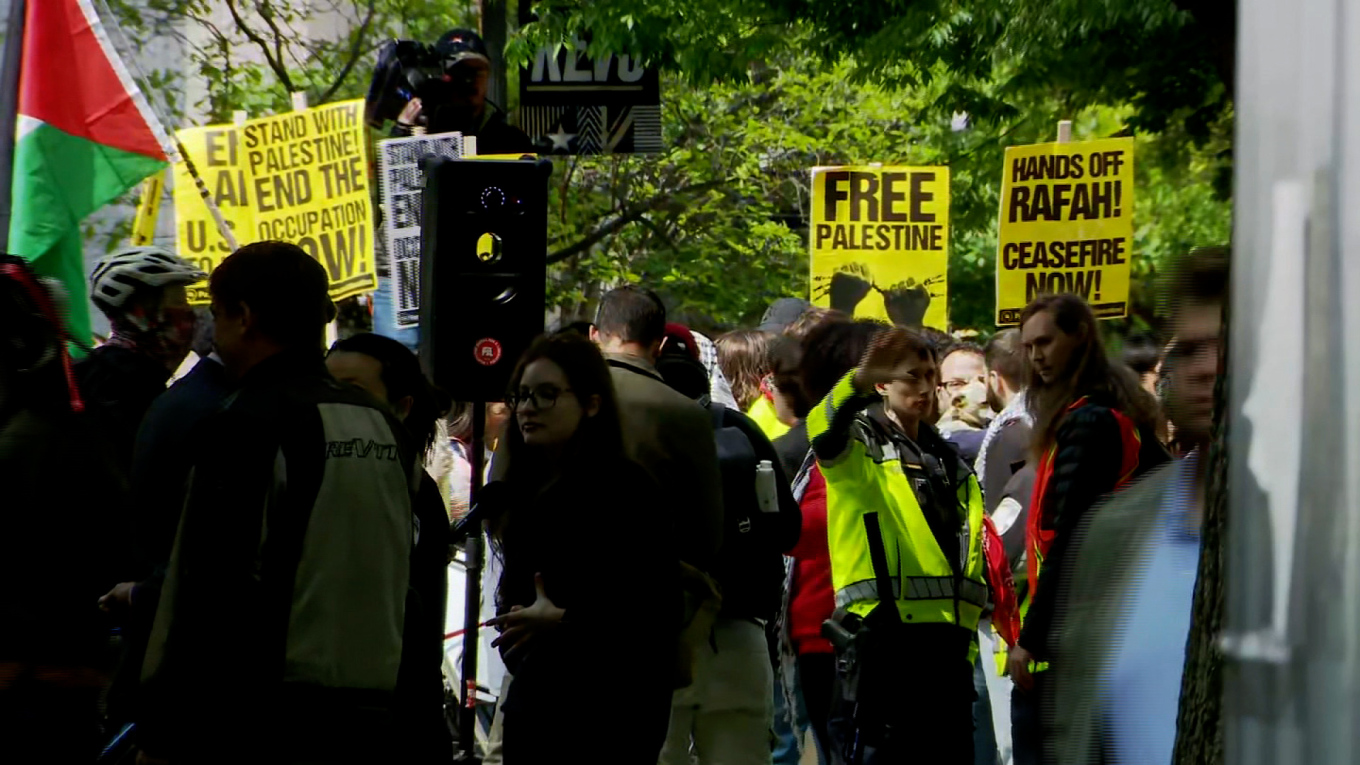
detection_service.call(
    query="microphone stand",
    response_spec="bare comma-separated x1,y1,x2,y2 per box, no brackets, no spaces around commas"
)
454,402,486,764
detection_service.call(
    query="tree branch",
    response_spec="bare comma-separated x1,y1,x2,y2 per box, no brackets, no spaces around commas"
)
320,0,379,104
545,180,728,265
635,214,679,252
256,2,285,73
559,154,579,225
225,0,295,93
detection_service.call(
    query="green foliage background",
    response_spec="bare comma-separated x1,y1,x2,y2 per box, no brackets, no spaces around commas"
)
104,0,1231,338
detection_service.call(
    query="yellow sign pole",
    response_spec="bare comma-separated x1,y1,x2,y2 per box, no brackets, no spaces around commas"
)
129,171,165,246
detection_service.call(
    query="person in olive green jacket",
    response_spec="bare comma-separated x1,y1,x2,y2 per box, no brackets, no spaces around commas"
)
1050,248,1271,764
590,286,725,572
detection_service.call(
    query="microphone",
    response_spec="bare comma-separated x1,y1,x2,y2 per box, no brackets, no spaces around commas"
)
449,480,512,544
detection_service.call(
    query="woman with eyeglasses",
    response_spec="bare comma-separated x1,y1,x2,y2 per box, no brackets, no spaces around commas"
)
486,332,680,764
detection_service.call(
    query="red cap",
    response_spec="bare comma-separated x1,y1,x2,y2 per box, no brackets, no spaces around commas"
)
664,322,700,361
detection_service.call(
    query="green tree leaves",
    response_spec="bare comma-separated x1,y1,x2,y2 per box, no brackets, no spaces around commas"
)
105,0,1231,338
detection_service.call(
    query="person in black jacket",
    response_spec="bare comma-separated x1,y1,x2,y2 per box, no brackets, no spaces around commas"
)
0,255,130,763
391,29,534,155
75,247,206,481
488,332,680,765
137,243,423,765
327,333,454,763
654,327,802,765
1006,294,1168,765
98,310,234,729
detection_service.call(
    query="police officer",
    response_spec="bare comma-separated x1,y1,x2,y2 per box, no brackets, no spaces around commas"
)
808,326,988,765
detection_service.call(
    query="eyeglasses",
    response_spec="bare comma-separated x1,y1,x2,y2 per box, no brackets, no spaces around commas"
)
942,376,984,394
507,386,573,411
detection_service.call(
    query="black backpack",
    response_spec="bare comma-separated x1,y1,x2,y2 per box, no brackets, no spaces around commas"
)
707,403,801,622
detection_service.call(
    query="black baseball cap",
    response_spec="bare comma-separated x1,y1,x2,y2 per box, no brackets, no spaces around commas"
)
435,29,491,68
758,297,811,333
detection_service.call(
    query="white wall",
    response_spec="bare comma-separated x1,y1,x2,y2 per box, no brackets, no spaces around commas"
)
1226,0,1360,762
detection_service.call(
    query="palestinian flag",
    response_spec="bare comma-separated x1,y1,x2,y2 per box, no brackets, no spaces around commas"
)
6,0,174,346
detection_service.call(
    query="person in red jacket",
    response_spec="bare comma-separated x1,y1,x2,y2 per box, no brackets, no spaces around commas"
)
788,466,836,759
780,317,886,763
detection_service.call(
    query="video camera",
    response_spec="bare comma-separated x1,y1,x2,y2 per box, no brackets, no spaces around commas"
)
364,31,490,132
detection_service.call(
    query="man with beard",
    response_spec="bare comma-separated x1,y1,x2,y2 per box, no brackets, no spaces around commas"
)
936,342,992,465
76,247,206,480
971,328,1033,765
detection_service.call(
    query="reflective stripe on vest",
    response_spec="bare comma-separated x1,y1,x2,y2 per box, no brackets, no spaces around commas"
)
835,576,989,610
810,371,990,634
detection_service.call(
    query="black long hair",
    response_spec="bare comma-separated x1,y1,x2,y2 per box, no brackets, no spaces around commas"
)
327,333,448,455
494,332,627,610
500,332,626,490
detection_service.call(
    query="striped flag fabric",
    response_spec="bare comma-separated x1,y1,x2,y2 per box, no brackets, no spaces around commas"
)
6,0,175,345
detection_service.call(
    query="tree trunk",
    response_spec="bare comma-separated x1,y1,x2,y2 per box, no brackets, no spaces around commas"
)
1171,290,1231,764
481,0,508,112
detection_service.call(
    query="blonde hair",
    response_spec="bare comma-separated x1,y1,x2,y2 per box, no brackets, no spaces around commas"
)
716,329,775,411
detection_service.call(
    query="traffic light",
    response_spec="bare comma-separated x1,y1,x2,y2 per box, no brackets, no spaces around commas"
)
419,156,552,401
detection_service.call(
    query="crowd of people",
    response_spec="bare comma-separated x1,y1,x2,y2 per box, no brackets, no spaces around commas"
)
0,239,1228,765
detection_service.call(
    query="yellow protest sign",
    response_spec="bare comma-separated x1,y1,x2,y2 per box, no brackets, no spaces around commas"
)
173,99,376,304
995,137,1134,326
809,166,950,328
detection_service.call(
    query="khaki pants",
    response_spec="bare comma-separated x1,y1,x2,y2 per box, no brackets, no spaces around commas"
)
482,673,512,765
659,617,774,765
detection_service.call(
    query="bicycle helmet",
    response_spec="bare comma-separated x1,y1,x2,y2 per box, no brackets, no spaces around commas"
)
89,246,206,315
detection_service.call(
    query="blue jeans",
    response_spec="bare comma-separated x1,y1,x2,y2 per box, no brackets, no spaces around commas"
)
371,274,420,352
973,651,999,765
1010,672,1047,765
773,668,821,765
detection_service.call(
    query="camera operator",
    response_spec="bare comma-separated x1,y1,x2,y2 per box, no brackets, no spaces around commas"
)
391,29,533,155
365,28,536,350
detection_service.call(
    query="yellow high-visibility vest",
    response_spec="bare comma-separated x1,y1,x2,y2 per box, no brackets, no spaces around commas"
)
747,395,791,441
807,371,988,664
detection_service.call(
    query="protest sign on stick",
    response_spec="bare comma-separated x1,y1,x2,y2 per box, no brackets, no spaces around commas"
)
173,99,377,304
995,135,1134,326
809,165,951,328
375,133,465,331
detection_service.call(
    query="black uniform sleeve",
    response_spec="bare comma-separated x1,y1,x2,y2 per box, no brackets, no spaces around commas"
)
1019,406,1121,660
